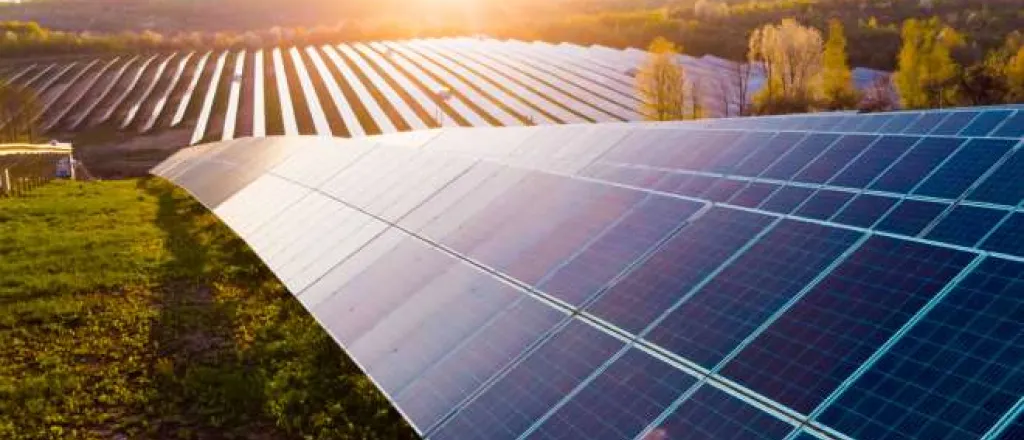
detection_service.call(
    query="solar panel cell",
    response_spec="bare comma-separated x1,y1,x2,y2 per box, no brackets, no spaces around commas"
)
587,208,772,334
959,110,1013,136
992,111,1024,137
829,136,918,189
431,320,625,440
853,113,893,133
818,257,1024,440
925,205,1010,247
732,132,807,178
980,212,1024,257
874,199,948,236
758,185,816,214
538,196,703,306
794,135,878,184
902,112,948,135
929,111,979,136
870,137,964,194
878,113,921,133
526,348,697,440
646,220,862,368
762,133,839,181
728,182,780,208
644,386,794,440
397,296,566,430
913,138,1016,199
701,179,746,203
721,236,974,414
968,147,1024,206
708,132,776,174
793,190,855,221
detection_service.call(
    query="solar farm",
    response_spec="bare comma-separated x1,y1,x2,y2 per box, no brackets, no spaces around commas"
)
154,106,1024,440
0,37,888,146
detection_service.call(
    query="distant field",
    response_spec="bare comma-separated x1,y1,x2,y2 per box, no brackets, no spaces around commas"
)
0,179,415,439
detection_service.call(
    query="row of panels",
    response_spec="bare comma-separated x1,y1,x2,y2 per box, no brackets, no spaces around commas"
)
0,38,654,143
153,124,1023,440
0,38,900,144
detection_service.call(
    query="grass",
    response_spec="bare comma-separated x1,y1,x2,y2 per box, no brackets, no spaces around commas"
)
0,179,416,439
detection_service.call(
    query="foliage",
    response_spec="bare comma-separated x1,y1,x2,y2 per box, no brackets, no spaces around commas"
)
749,18,824,114
893,17,964,109
821,19,860,110
0,81,40,143
0,179,415,440
636,37,688,121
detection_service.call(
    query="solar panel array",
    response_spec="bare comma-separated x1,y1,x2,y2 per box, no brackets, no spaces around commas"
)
2,38,888,144
153,105,1022,440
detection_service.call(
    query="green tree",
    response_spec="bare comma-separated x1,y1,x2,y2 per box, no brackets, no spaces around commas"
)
636,36,687,121
822,19,859,110
893,17,964,109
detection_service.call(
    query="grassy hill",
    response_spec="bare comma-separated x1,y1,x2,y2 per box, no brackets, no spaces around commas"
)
0,179,415,439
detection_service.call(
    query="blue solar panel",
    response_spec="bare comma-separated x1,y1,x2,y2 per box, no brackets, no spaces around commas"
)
526,348,697,439
794,135,878,184
913,138,1016,199
925,205,1010,247
587,208,772,334
431,320,624,440
960,110,1013,136
794,190,856,221
658,174,718,198
878,112,921,133
644,385,794,440
992,111,1024,137
996,415,1024,440
646,220,862,368
759,185,816,214
870,137,965,194
728,182,780,208
397,296,566,430
709,132,777,173
980,212,1024,257
818,257,1023,440
154,108,1024,440
853,113,893,132
702,178,747,202
832,194,899,228
732,132,807,178
829,136,918,189
721,236,974,414
903,112,949,134
968,147,1024,206
539,196,703,306
874,199,948,236
929,111,979,135
762,134,838,181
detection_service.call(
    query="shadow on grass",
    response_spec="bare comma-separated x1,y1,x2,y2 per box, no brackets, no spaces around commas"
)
135,178,418,439
139,178,277,438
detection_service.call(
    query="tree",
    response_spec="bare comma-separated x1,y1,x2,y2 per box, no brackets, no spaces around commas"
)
821,19,859,110
749,19,824,114
893,17,964,109
636,37,687,121
0,82,41,143
1008,46,1024,102
859,75,897,112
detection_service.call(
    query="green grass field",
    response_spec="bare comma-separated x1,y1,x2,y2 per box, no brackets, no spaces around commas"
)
0,179,415,439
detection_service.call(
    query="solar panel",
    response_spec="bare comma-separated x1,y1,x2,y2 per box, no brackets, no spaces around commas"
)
153,106,1023,440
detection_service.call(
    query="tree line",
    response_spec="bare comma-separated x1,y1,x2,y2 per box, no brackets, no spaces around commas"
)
636,16,1024,120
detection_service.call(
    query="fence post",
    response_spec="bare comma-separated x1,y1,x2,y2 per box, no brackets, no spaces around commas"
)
2,168,9,197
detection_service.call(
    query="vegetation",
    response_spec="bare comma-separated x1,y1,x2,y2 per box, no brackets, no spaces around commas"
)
636,37,689,121
0,179,415,440
893,17,964,109
0,81,40,142
749,18,825,114
821,19,859,110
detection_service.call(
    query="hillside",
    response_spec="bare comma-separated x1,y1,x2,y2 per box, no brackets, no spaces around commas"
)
0,179,415,439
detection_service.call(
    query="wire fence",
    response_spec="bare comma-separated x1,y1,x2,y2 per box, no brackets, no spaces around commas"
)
0,152,73,197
